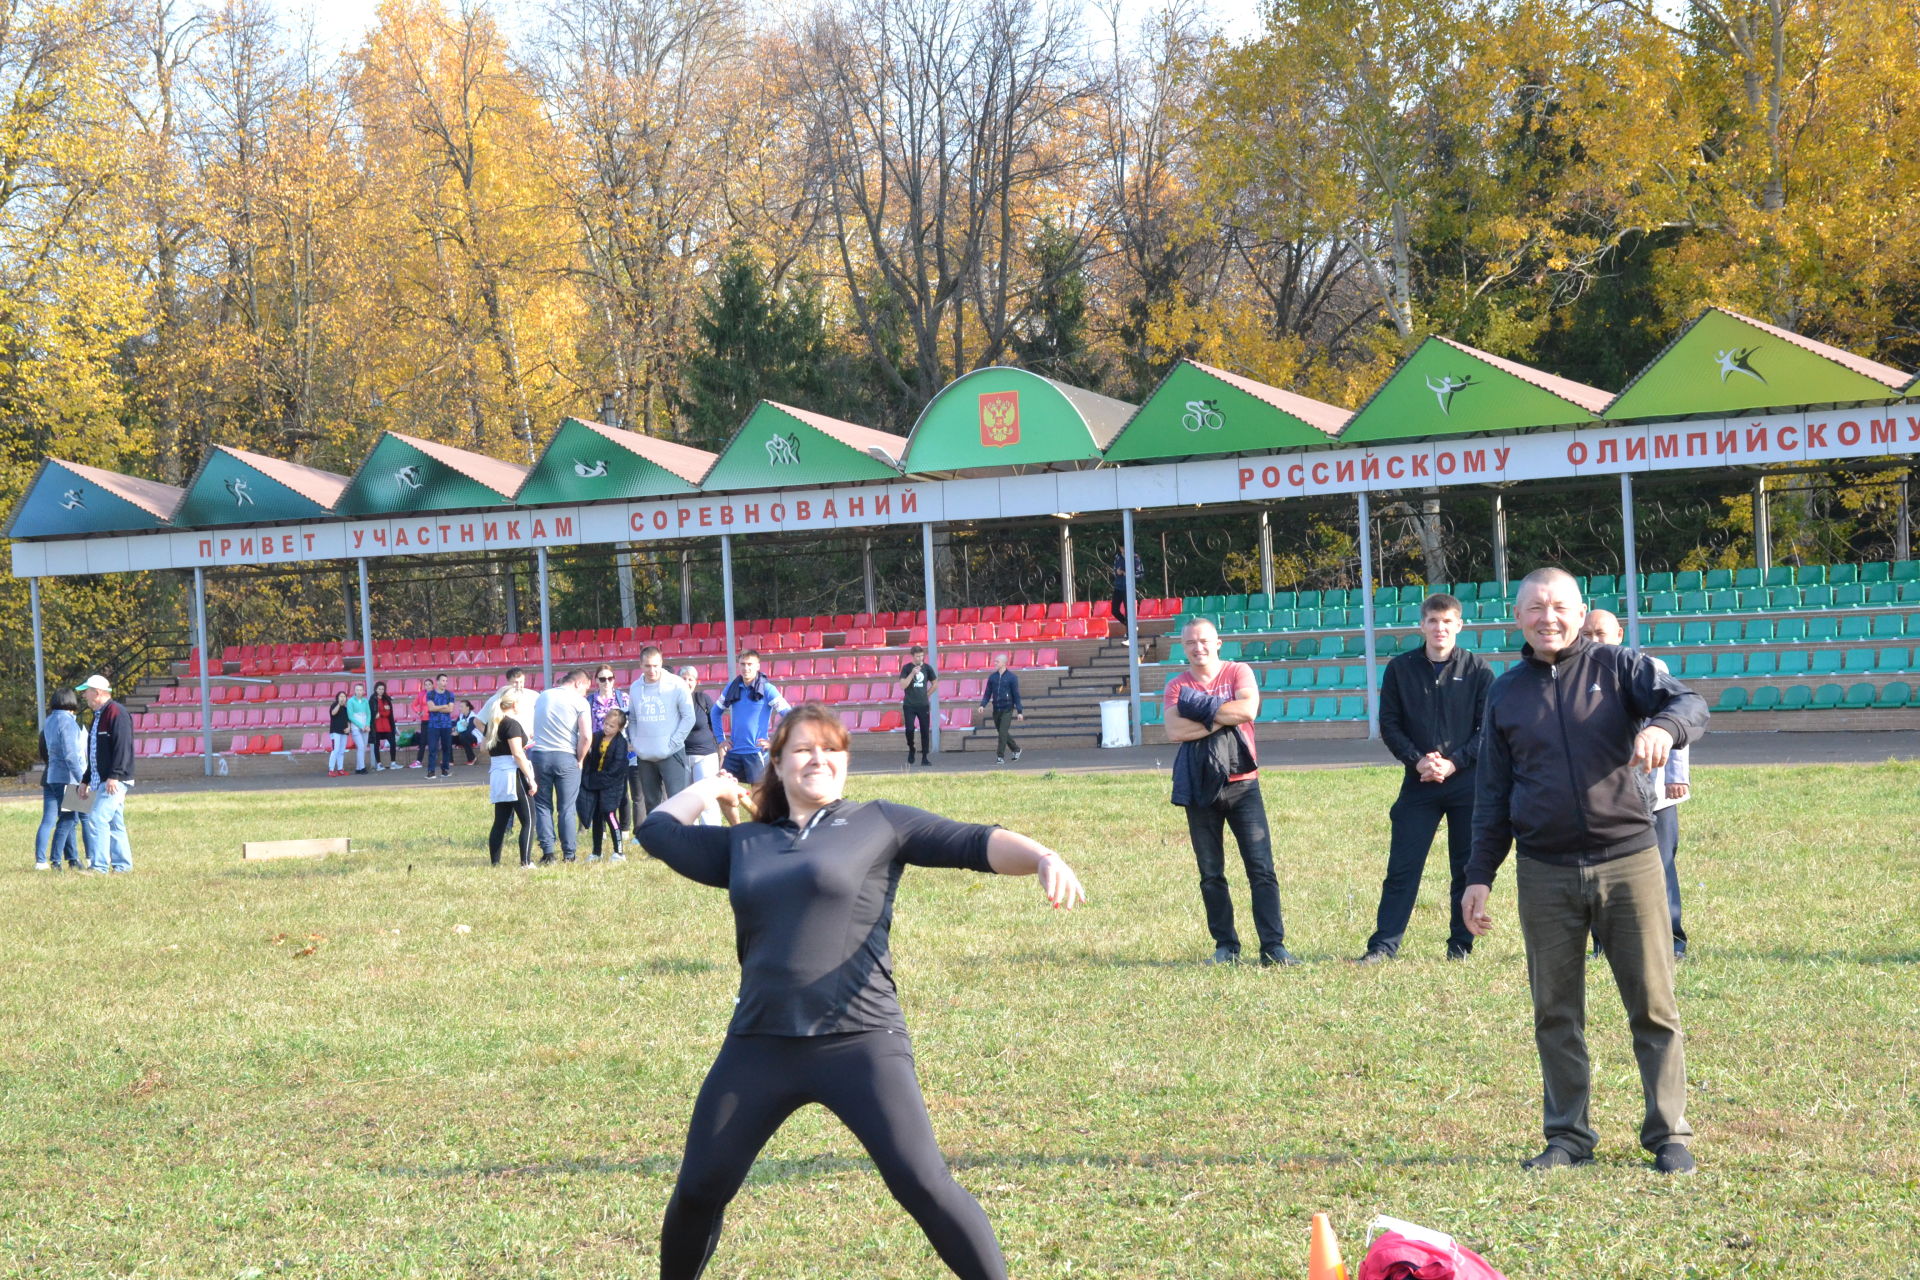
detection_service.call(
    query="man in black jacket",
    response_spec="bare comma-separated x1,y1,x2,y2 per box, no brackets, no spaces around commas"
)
1355,593,1493,964
76,674,135,874
1462,568,1709,1175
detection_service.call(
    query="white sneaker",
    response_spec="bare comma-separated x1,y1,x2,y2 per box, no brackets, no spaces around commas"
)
1013,750,1023,761
34,862,50,871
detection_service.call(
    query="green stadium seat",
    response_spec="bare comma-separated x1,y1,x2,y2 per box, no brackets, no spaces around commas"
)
1309,696,1339,720
1706,589,1738,612
1142,701,1163,725
1340,664,1366,688
1710,621,1743,644
1796,565,1826,586
1478,581,1506,600
1680,653,1714,679
1843,682,1876,708
1454,628,1478,649
1872,614,1902,639
1194,594,1223,612
1590,574,1617,594
1372,586,1397,607
1900,584,1920,604
1810,649,1843,675
1289,666,1318,690
1343,635,1370,657
1876,647,1910,673
1336,695,1366,719
1865,583,1896,606
1644,572,1673,592
1807,616,1840,642
1316,636,1343,659
1326,588,1354,608
1764,565,1795,587
1271,591,1296,610
1703,568,1733,589
1893,560,1918,583
1400,632,1425,652
1736,589,1767,611
1217,641,1242,660
1750,685,1783,711
1834,584,1866,607
1678,591,1708,614
1801,585,1834,607
1829,564,1858,586
1256,698,1287,723
1780,684,1813,710
1453,583,1479,602
1674,570,1704,592
1680,622,1710,645
1313,665,1343,690
1843,648,1876,673
1259,667,1286,692
1296,590,1322,609
1712,652,1745,678
1811,682,1844,708
1778,650,1811,677
1732,567,1761,588
1218,611,1245,632
1774,618,1808,643
1649,623,1682,646
1742,619,1775,643
1875,681,1912,709
1716,686,1750,711
1165,643,1186,665
1838,615,1872,640
1862,561,1890,584
1747,652,1779,677
1284,697,1311,721
1907,613,1920,638
1245,610,1274,631
1293,638,1319,658
1766,586,1799,610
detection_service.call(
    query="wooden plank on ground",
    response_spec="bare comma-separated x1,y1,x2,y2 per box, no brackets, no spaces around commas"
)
242,837,351,861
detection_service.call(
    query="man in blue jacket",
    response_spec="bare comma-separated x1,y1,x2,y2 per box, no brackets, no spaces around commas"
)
978,653,1024,765
712,650,790,788
1462,568,1709,1176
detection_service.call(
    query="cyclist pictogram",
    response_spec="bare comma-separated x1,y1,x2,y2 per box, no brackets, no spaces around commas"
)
1181,399,1224,432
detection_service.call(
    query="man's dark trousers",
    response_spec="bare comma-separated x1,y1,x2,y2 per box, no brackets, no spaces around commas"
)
903,705,931,758
1654,804,1686,954
1366,773,1475,957
1184,779,1285,956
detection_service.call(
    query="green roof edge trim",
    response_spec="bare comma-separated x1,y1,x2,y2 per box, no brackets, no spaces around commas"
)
175,446,348,526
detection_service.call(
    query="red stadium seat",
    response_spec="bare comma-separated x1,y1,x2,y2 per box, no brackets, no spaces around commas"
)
877,710,903,731
266,734,284,752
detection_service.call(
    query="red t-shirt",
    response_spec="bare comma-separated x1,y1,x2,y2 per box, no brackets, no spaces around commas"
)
1163,661,1259,782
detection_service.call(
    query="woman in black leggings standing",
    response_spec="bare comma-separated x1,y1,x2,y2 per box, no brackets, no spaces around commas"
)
638,702,1085,1280
485,690,536,866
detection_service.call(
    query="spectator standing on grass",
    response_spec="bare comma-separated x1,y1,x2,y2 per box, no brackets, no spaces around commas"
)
580,708,633,861
480,667,527,730
636,702,1085,1280
485,689,537,867
679,666,722,826
1160,619,1296,966
327,691,352,777
1354,592,1493,965
407,678,431,768
528,669,592,864
346,683,372,775
899,644,937,767
629,646,693,815
1582,609,1691,961
712,649,789,788
35,687,87,870
1461,568,1708,1175
425,673,457,778
370,681,398,770
587,664,637,826
978,653,1023,766
76,675,134,874
451,700,481,765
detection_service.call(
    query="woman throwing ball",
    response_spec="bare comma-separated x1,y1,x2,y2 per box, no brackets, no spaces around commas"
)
637,702,1085,1280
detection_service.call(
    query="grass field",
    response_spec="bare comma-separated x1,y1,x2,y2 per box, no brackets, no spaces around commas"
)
3,762,1917,1279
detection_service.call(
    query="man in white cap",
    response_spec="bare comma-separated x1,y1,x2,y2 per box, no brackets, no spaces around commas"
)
76,674,135,873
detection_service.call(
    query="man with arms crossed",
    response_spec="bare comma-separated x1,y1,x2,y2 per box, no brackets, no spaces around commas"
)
1161,619,1297,966
1582,609,1691,960
1462,569,1708,1174
1355,592,1493,964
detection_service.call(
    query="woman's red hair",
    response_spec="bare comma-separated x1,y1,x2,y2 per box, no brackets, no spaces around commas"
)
750,702,850,824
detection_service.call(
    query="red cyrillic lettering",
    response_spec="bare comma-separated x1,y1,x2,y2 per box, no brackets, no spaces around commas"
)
1239,468,1255,490
506,520,522,539
1410,453,1430,477
1837,420,1860,446
822,499,837,519
1287,464,1305,488
900,491,918,514
698,506,712,527
1625,437,1645,462
1433,450,1455,475
1493,447,1511,470
677,507,692,528
771,503,786,522
1262,466,1282,488
1907,416,1920,442
1746,426,1768,453
1567,442,1588,466
1654,434,1679,460
628,512,646,534
795,500,811,520
874,494,890,516
1805,420,1828,448
847,496,864,518
281,535,294,554
1595,440,1618,464
199,538,213,557
1685,433,1709,456
1777,426,1797,452
531,519,549,539
1869,417,1896,445
651,511,668,530
1386,456,1405,479
1311,462,1330,485
1462,449,1486,472
1335,460,1355,483
743,503,760,523
485,521,500,540
1715,428,1739,454
554,517,572,538
1361,457,1381,481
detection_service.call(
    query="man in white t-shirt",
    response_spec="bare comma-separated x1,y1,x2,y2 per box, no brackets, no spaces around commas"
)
528,669,591,864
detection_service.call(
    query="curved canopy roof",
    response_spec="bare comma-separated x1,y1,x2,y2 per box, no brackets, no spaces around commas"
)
517,418,710,506
700,401,906,491
1105,360,1347,461
1606,306,1913,420
903,367,1134,472
1339,336,1610,444
336,433,530,517
6,458,183,538
175,446,349,527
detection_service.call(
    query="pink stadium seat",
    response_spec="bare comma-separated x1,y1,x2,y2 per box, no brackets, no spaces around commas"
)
1068,602,1091,619
825,683,849,703
266,734,284,752
228,734,247,754
877,710,903,732
1036,648,1059,666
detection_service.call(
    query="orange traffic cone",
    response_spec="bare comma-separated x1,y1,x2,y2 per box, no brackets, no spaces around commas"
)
1309,1212,1348,1280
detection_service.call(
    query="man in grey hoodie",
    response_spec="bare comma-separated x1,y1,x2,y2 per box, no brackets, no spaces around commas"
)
627,645,694,814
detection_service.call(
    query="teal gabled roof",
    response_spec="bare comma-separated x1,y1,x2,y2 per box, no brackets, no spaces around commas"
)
700,401,906,491
175,446,349,526
335,433,529,517
518,418,710,505
6,458,182,538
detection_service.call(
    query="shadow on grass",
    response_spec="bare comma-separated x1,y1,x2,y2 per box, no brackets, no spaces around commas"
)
220,859,367,879
1702,948,1918,965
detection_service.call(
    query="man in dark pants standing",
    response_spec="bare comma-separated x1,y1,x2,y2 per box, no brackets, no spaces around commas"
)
978,653,1023,765
899,644,937,767
1161,618,1297,966
1355,592,1493,964
1462,568,1709,1175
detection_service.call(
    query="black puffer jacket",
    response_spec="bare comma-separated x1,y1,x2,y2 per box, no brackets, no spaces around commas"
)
1466,636,1708,885
1378,644,1494,780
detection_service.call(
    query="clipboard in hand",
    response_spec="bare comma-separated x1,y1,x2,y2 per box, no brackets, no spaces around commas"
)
62,784,94,815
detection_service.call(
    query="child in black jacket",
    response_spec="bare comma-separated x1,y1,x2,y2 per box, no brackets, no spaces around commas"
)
579,710,632,860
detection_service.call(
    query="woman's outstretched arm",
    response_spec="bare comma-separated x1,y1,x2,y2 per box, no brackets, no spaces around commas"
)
637,775,749,888
986,830,1086,910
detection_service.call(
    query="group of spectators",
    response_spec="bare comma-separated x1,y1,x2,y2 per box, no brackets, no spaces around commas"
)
324,676,485,778
33,675,136,874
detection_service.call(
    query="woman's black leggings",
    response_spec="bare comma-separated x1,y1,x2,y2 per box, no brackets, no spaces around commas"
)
661,1031,1004,1280
488,782,532,866
373,730,396,765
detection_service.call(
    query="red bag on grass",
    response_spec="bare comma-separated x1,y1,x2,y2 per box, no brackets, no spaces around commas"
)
1358,1217,1507,1280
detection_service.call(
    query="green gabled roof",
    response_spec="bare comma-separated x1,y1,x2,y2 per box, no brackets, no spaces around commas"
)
1104,360,1347,461
1339,337,1610,444
1606,307,1911,420
518,418,710,506
699,401,905,491
175,446,349,526
335,433,529,517
6,458,182,539
903,367,1135,472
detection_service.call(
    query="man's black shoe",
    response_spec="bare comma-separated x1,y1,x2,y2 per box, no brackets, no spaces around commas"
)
537,855,556,866
1521,1146,1593,1171
1446,944,1472,961
1652,1143,1696,1175
1205,946,1240,965
1350,949,1392,966
920,757,932,766
1259,947,1302,967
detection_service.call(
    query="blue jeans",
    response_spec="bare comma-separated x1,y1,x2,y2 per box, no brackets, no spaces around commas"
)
426,725,453,773
530,750,581,859
36,783,83,867
82,785,133,873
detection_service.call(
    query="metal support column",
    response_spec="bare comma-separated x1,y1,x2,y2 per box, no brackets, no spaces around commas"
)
616,543,637,629
356,556,376,694
1899,469,1913,563
921,523,941,755
680,550,693,625
862,539,877,617
1753,475,1771,572
1258,509,1275,600
195,567,214,774
30,578,47,731
1492,491,1510,596
720,535,737,674
1058,520,1075,606
1358,493,1380,739
1123,508,1141,743
536,547,553,685
503,559,520,634
1620,473,1642,649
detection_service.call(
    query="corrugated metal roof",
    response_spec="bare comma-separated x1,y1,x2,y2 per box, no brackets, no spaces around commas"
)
390,433,530,497
1047,378,1138,448
765,401,908,464
221,447,350,508
1435,337,1614,414
1719,308,1909,389
571,418,718,485
1191,361,1350,436
56,459,185,520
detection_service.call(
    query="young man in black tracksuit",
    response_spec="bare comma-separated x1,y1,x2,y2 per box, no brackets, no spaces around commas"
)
1461,568,1710,1176
1355,593,1493,964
